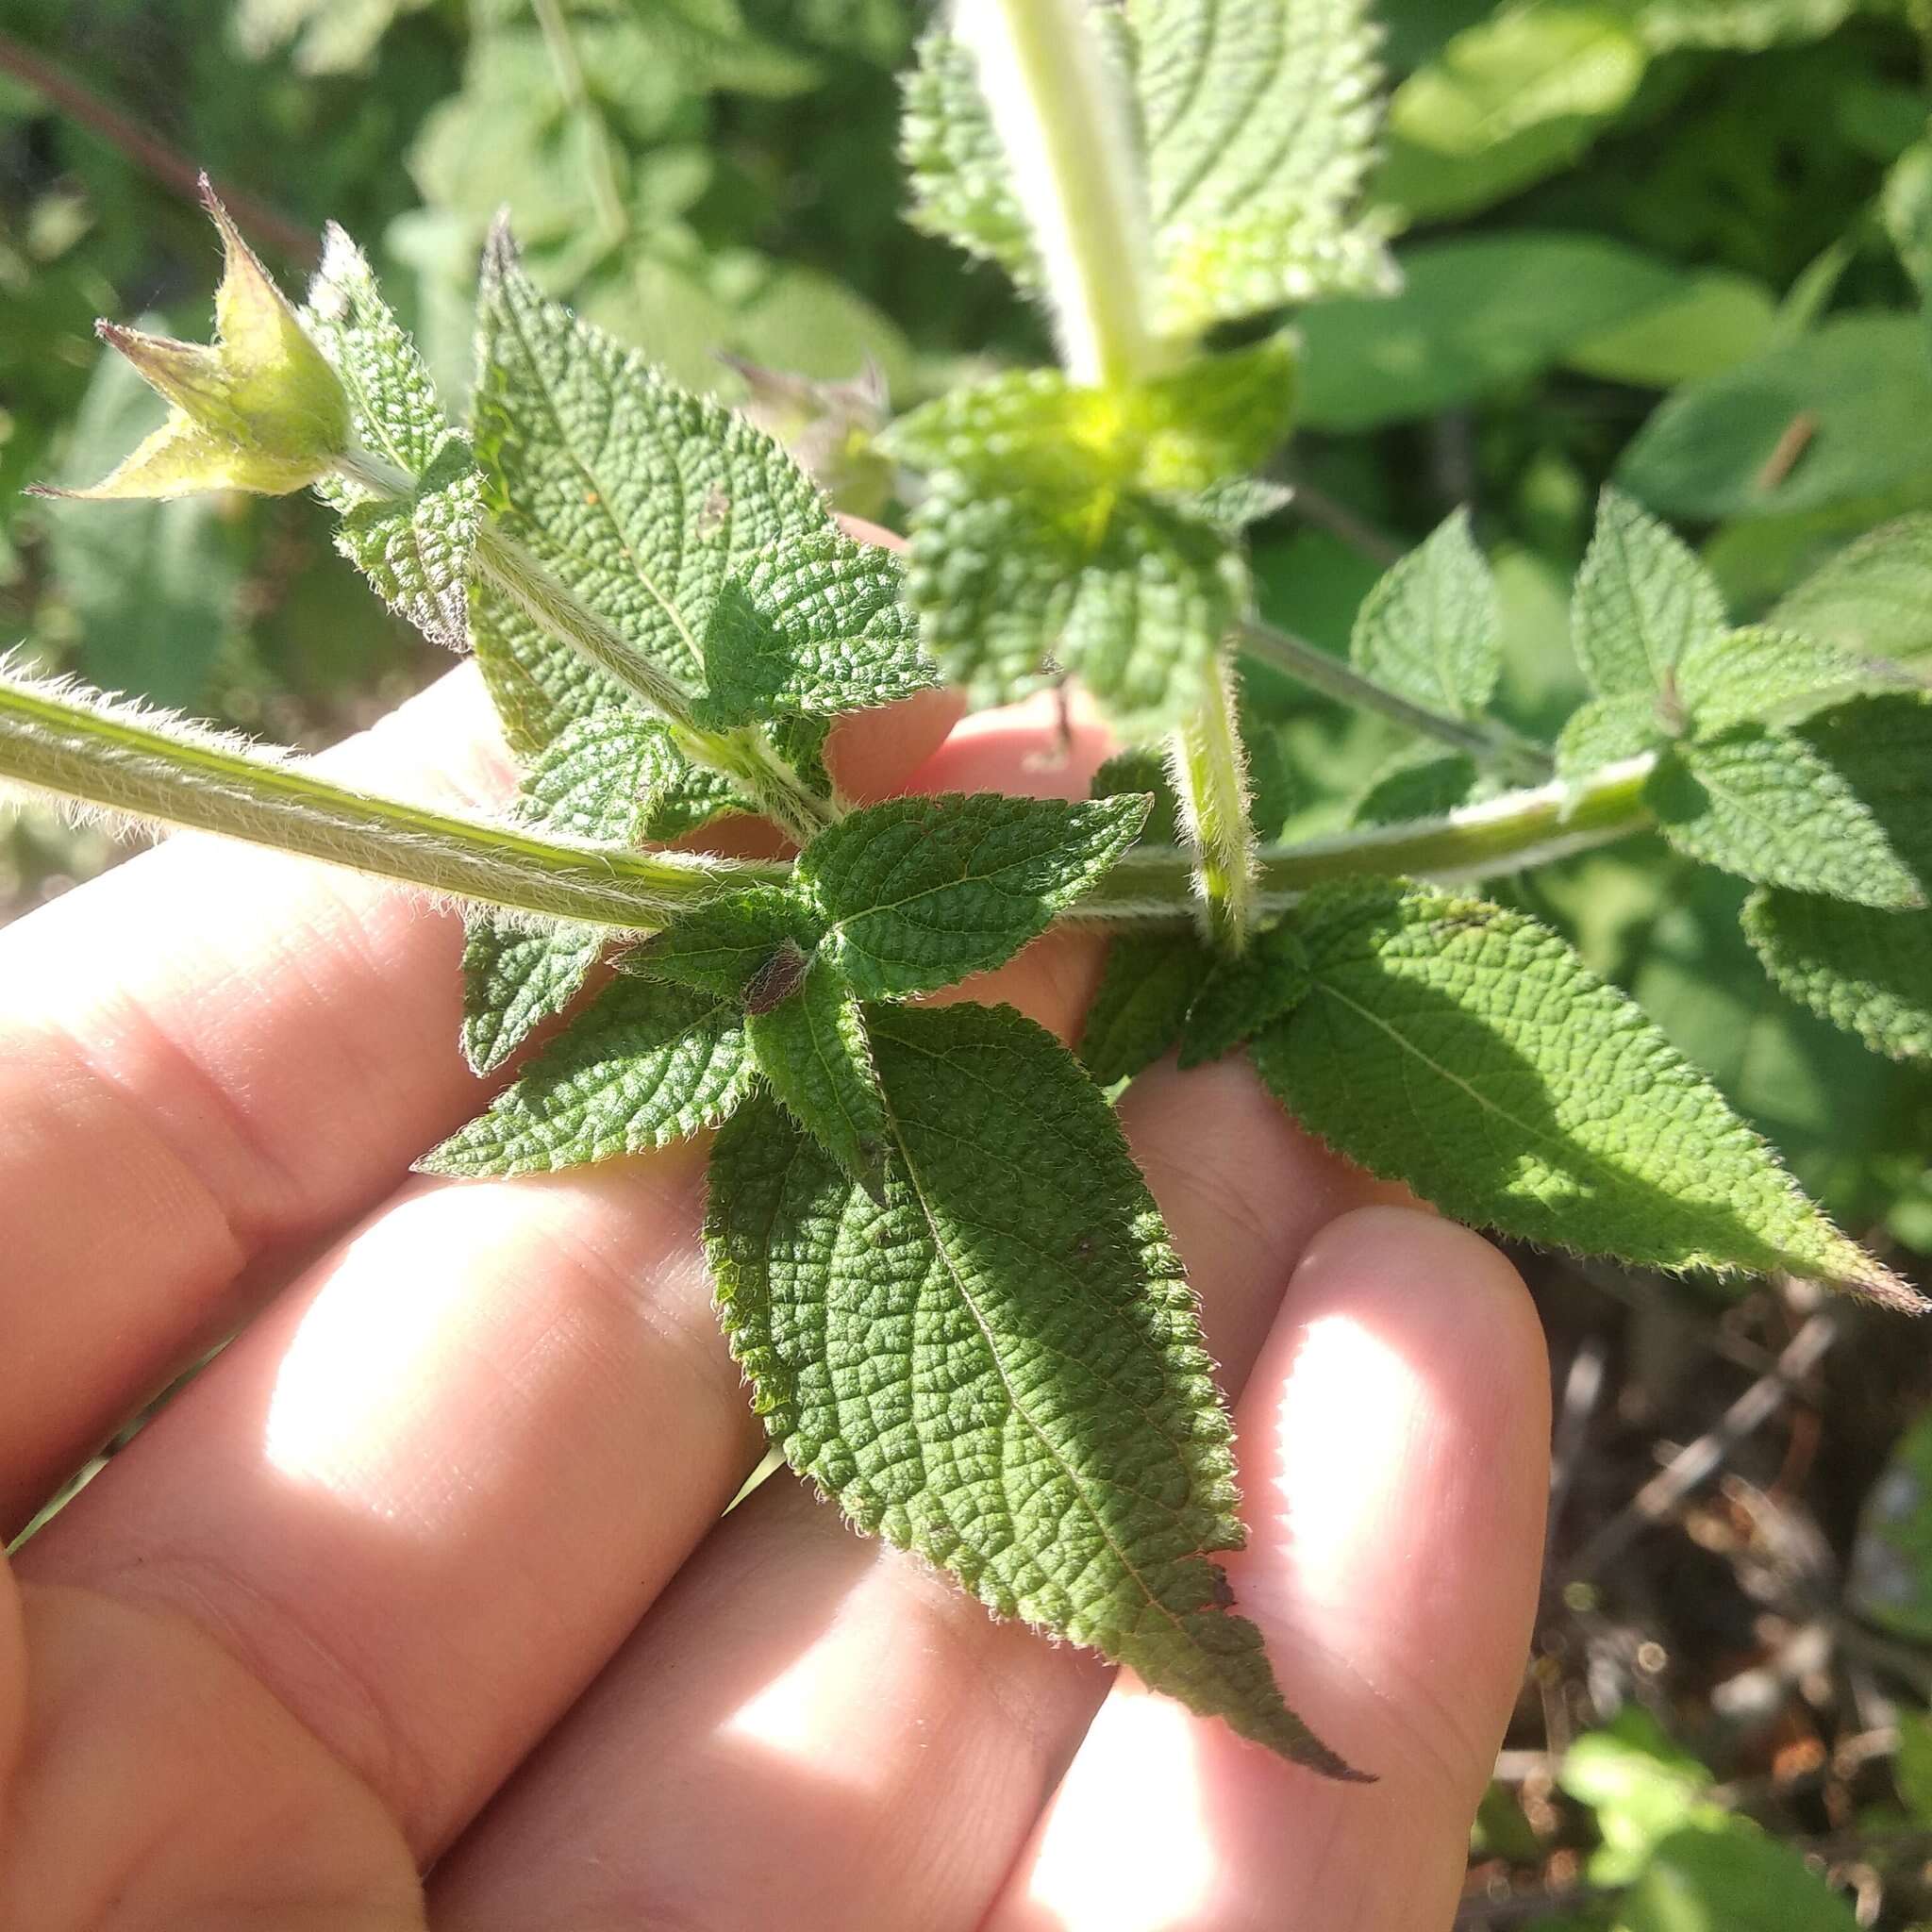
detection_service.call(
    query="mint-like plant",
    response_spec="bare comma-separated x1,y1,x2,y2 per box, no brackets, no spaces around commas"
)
6,0,1931,1779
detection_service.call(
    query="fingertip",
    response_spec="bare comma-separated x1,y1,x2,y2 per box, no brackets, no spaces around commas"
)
1238,1203,1549,1802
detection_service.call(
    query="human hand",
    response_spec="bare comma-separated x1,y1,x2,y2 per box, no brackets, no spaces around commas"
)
0,664,1549,1930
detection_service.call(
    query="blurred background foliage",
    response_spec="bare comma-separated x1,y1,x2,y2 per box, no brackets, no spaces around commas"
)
10,0,1932,1922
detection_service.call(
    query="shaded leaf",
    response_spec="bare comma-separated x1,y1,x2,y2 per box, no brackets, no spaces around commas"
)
1251,878,1915,1305
797,791,1149,999
706,1000,1359,1772
421,977,753,1177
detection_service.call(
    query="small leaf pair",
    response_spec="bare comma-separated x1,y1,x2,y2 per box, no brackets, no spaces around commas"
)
1559,490,1924,912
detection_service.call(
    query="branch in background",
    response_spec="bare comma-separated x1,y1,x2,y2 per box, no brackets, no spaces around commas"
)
1240,616,1557,784
1564,1308,1840,1581
0,28,320,266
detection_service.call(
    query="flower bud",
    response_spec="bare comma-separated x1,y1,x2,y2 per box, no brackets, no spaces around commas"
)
36,179,349,502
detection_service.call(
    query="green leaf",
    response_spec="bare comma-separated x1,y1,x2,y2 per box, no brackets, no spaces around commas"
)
903,470,1246,734
1772,514,1932,667
886,360,1284,729
459,712,701,1075
1615,1823,1858,1932
470,225,894,718
1573,488,1727,706
1350,750,1480,825
1080,934,1214,1085
796,791,1149,1000
1131,0,1396,332
1647,726,1923,910
625,886,823,1003
1564,270,1778,391
1379,6,1648,223
1559,1707,1721,1887
1250,878,1915,1306
236,0,428,74
420,976,753,1178
1296,235,1691,432
306,225,482,650
1674,625,1906,734
706,1000,1358,1773
1349,509,1499,720
744,958,889,1192
1554,696,1663,779
1617,316,1932,523
696,531,933,725
900,31,1041,291
1177,923,1311,1068
1744,890,1932,1063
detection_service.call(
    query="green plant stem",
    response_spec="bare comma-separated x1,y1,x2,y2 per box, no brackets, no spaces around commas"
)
1074,752,1658,923
955,0,1156,391
0,672,1657,934
1167,657,1257,952
1239,617,1557,784
0,671,781,929
530,0,630,256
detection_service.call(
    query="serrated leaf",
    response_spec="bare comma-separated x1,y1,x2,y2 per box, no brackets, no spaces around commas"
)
696,531,933,725
420,976,753,1177
1349,510,1499,720
1554,694,1663,778
904,471,1245,732
1351,749,1479,825
796,791,1149,999
1772,514,1932,667
1251,878,1916,1306
1132,0,1397,331
900,31,1041,290
1648,725,1923,910
1675,625,1907,735
625,885,823,1002
1573,488,1728,703
306,225,481,649
1745,890,1932,1063
1081,934,1214,1084
459,713,696,1075
706,1000,1358,1773
1178,923,1311,1067
886,359,1276,733
471,227,906,722
744,958,889,1192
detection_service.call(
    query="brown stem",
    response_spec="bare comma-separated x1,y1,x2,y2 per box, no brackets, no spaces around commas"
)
0,29,320,267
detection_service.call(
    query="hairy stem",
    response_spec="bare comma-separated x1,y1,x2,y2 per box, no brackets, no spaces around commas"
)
1166,657,1257,952
1074,753,1658,923
0,666,1657,937
954,0,1157,389
0,671,782,929
1240,617,1556,784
